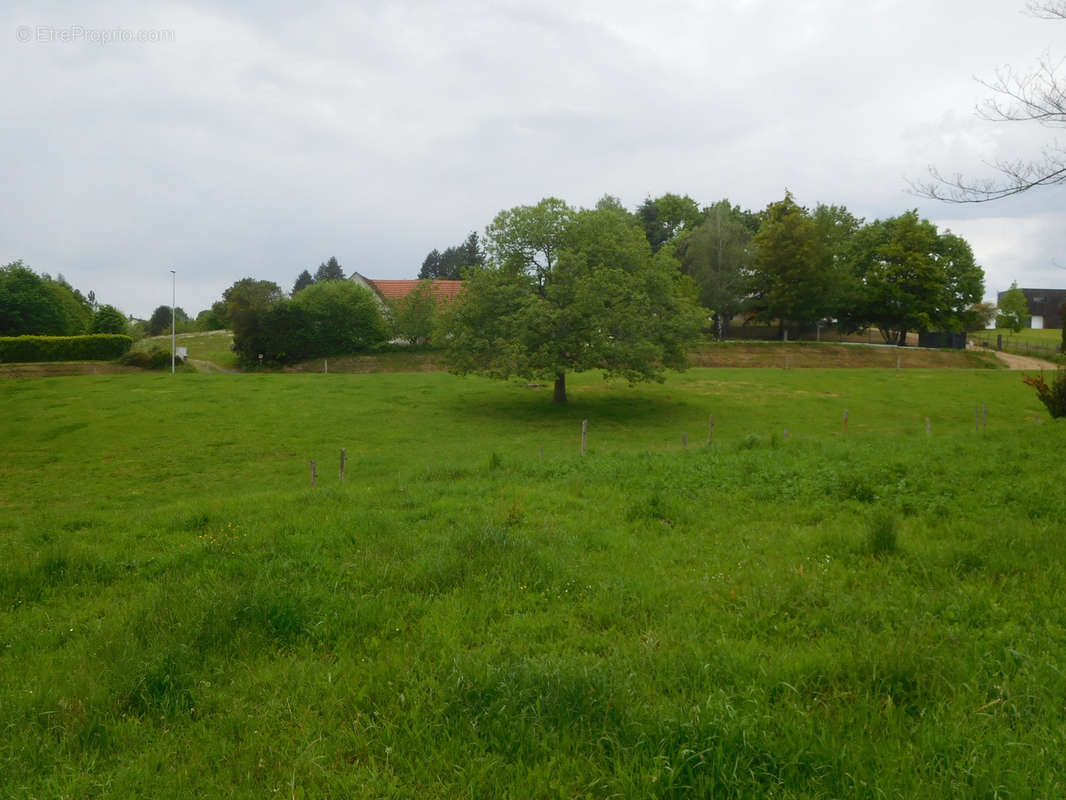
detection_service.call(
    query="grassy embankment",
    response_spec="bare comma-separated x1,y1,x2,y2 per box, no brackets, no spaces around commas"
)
132,330,240,371
2,368,1063,797
11,331,1001,376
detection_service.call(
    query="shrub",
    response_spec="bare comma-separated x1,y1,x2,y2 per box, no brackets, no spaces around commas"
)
1022,369,1066,418
867,509,900,555
291,280,388,356
0,334,132,362
120,346,183,369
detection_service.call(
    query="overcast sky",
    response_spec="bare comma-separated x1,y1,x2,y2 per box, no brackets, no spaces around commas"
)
4,0,1066,318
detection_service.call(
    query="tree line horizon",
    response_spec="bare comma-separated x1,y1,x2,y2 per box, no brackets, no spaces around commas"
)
1,189,1018,400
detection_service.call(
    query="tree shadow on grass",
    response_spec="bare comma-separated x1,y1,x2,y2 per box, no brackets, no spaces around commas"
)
440,377,705,429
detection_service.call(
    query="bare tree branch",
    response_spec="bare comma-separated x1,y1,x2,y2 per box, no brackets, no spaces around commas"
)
913,4,1066,202
1027,1,1066,20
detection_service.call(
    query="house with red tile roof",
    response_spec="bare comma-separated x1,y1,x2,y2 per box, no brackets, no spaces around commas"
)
349,272,464,307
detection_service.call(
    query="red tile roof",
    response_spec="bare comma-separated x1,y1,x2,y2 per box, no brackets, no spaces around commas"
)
371,280,464,303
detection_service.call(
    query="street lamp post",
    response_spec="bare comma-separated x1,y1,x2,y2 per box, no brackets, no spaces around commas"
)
170,269,176,375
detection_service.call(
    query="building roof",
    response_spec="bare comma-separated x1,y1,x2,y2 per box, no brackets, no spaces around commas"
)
370,280,464,304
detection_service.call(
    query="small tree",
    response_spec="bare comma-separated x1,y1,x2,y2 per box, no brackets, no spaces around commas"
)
965,301,999,332
390,281,438,344
91,304,128,334
1022,369,1066,417
147,305,173,336
998,282,1029,332
292,269,315,295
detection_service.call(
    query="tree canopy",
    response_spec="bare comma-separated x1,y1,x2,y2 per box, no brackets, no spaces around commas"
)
847,211,984,344
637,193,705,252
747,194,836,333
437,199,703,403
91,305,128,335
290,280,387,356
0,261,93,336
675,200,753,337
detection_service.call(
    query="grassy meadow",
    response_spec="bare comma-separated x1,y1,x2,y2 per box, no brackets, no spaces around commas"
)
2,367,1065,797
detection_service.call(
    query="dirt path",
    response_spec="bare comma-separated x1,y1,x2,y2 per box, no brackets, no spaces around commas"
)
187,358,237,374
980,349,1059,370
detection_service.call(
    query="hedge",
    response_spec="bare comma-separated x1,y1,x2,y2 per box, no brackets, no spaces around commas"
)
0,334,133,363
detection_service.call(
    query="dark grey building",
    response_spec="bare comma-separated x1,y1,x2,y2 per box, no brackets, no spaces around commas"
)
996,287,1066,329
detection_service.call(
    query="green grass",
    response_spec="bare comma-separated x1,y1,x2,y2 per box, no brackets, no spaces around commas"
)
134,330,238,370
1,368,1064,797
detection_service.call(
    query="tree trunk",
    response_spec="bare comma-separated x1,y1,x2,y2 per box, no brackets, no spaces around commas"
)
553,372,567,404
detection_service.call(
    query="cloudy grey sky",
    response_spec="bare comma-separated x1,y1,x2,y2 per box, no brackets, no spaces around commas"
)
4,0,1066,318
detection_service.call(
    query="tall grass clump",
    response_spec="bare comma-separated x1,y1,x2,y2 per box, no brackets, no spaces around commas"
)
867,508,900,555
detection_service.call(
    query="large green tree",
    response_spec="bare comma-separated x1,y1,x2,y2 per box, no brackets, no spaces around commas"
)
997,281,1030,332
0,261,68,335
747,194,834,334
848,211,984,344
675,200,753,338
438,199,703,404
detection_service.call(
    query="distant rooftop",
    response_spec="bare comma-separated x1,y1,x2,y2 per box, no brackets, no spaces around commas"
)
370,280,464,303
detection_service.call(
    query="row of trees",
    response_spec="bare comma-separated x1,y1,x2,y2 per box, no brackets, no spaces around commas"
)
623,192,987,344
427,192,995,402
418,233,485,280
1,261,128,336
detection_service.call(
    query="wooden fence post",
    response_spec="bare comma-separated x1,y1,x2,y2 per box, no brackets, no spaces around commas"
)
842,409,849,434
339,448,346,482
706,414,714,446
581,420,588,456
682,432,687,448
925,417,931,435
310,460,317,487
